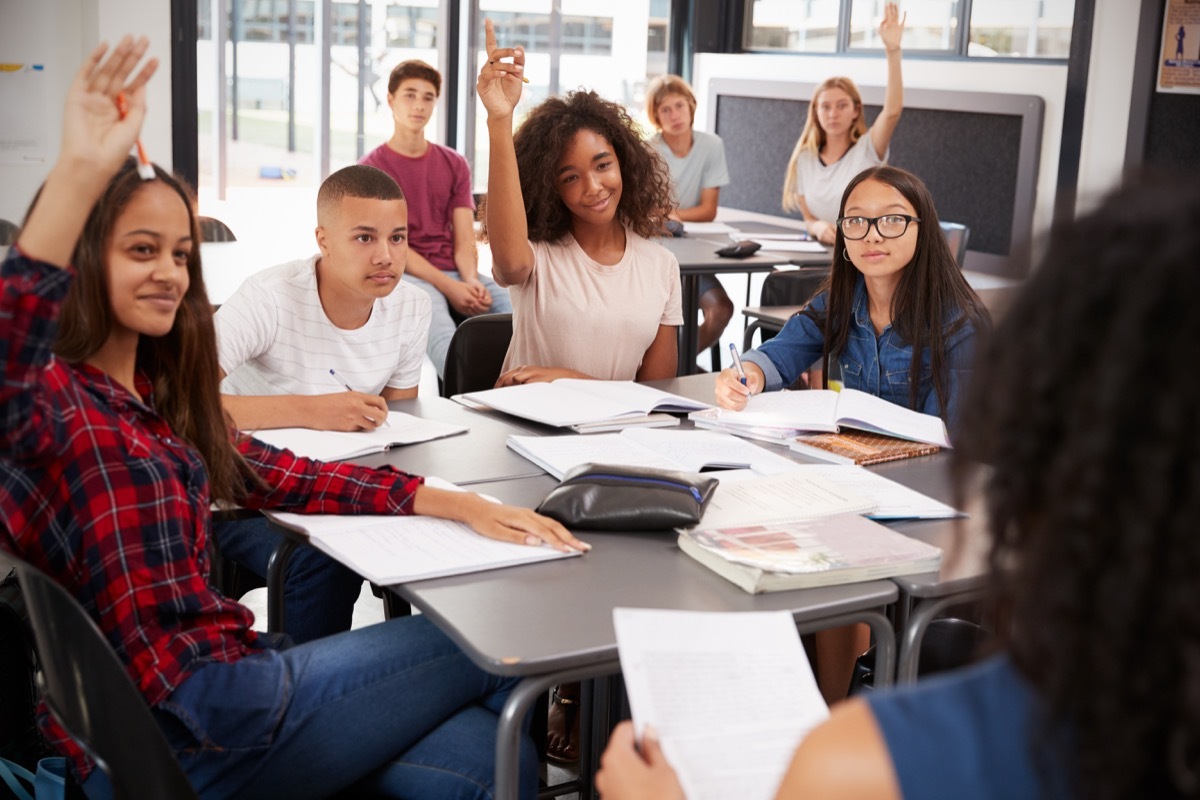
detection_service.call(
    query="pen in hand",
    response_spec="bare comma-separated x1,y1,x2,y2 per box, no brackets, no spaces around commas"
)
329,368,390,428
729,344,748,387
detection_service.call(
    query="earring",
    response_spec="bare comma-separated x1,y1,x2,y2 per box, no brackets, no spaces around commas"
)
843,249,850,260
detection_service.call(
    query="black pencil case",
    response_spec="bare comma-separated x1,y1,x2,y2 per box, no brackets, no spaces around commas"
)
536,464,719,531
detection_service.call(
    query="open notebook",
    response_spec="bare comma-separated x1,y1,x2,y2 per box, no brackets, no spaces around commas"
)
265,478,579,585
249,411,467,461
458,379,710,430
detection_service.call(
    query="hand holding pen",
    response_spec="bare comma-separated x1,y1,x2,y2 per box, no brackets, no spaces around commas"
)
715,348,763,411
329,369,391,429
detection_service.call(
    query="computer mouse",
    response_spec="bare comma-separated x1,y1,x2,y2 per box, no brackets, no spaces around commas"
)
715,240,762,259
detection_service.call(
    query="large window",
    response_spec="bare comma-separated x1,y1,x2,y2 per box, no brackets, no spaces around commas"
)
747,0,1075,59
467,0,671,192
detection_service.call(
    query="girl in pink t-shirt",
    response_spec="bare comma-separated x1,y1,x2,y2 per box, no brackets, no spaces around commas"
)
477,19,683,387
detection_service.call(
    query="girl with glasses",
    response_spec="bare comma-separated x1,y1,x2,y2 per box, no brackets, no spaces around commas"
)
717,164,989,703
782,2,906,246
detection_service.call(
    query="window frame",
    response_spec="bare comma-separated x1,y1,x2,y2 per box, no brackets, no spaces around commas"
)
741,0,1076,64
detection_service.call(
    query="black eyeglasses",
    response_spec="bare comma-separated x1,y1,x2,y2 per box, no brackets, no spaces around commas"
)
836,214,921,240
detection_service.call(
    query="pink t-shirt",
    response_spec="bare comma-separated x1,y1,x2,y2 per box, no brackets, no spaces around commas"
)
360,142,474,271
501,231,684,380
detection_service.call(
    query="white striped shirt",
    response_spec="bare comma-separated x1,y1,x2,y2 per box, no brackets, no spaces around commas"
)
216,255,431,397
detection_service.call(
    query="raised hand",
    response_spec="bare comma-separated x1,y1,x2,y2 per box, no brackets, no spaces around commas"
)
878,2,906,52
477,18,525,119
18,36,158,268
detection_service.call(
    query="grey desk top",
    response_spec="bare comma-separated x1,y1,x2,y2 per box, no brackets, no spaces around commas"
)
657,236,793,273
345,396,547,485
393,482,898,676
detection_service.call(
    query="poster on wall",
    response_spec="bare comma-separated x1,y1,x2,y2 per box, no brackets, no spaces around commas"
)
1158,0,1200,93
0,63,51,164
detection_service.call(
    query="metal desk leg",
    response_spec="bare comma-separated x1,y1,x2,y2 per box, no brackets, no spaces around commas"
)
896,588,987,684
679,274,700,376
495,662,622,800
743,320,762,352
796,609,896,690
265,537,299,634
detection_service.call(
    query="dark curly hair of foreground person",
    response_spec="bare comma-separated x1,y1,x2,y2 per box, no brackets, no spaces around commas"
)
955,170,1200,800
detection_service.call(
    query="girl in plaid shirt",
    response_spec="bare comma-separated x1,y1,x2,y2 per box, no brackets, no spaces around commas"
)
0,36,585,799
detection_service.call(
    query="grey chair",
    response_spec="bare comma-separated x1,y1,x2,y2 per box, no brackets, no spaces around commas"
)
11,555,199,799
0,219,18,246
938,221,970,268
197,216,237,242
441,313,513,397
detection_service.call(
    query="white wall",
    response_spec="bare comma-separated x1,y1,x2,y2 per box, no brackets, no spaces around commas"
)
0,0,171,224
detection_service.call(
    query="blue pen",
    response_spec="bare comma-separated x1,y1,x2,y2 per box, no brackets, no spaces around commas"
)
728,344,748,386
329,368,390,427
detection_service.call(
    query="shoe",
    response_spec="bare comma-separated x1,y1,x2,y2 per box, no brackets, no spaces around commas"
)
546,684,580,763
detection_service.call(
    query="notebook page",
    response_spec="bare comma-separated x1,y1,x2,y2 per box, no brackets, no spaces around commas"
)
694,472,877,529
621,429,801,474
711,390,841,432
250,411,466,461
552,380,712,414
461,383,647,426
614,608,827,800
834,389,951,447
783,464,961,519
505,433,679,479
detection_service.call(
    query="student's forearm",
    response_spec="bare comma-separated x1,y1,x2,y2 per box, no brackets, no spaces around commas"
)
675,204,715,222
452,208,480,280
404,251,455,290
486,116,533,281
17,161,112,268
881,47,903,122
223,394,321,431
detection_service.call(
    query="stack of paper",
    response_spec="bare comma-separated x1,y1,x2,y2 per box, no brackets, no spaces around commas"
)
250,411,467,461
615,608,828,800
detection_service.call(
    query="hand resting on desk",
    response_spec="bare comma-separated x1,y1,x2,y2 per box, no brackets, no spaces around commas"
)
413,484,591,553
496,365,590,387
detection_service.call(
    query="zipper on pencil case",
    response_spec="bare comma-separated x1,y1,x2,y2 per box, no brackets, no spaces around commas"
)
577,473,704,504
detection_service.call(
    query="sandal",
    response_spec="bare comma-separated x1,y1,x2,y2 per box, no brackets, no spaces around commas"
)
546,683,581,763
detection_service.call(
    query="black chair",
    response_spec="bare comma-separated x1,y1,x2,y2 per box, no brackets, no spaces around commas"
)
0,218,18,246
441,313,513,397
11,556,199,799
938,221,970,268
197,216,237,242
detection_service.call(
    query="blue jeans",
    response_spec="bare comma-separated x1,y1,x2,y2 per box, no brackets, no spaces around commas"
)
82,615,537,799
213,516,363,644
404,272,512,378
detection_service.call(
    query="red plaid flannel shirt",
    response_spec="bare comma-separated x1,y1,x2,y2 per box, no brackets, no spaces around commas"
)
0,249,423,779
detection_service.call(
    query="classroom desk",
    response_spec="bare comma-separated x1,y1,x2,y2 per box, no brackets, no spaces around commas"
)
389,475,899,800
645,374,992,685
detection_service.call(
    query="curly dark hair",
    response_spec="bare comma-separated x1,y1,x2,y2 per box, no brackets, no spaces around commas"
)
802,165,990,419
478,89,673,242
955,171,1200,799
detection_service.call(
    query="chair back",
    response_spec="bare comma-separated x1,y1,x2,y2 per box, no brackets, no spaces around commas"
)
198,216,237,242
938,221,970,268
758,268,828,308
12,557,198,799
441,313,513,397
0,219,18,246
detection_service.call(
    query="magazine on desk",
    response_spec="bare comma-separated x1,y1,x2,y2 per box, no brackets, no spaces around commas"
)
690,388,951,451
265,478,579,585
457,379,710,431
614,608,827,800
249,411,467,461
679,512,943,594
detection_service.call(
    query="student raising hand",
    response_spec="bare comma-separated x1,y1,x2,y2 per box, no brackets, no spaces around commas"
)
878,1,906,52
477,18,526,120
20,36,157,267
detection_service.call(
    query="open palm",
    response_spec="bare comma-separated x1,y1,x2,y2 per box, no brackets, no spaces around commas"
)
63,37,158,176
879,2,906,52
477,18,525,118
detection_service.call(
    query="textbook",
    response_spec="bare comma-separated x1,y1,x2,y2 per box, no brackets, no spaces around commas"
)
689,388,951,448
789,429,941,466
614,608,827,800
678,513,943,594
249,411,468,461
506,428,801,479
458,380,711,430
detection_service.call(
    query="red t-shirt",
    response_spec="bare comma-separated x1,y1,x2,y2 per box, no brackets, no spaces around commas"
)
360,141,475,271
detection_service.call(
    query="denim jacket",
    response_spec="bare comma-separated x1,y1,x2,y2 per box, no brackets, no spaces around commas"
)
741,276,978,427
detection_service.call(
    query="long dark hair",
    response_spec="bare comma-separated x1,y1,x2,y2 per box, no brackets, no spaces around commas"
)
479,89,673,242
803,165,989,418
955,171,1200,798
52,158,254,504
